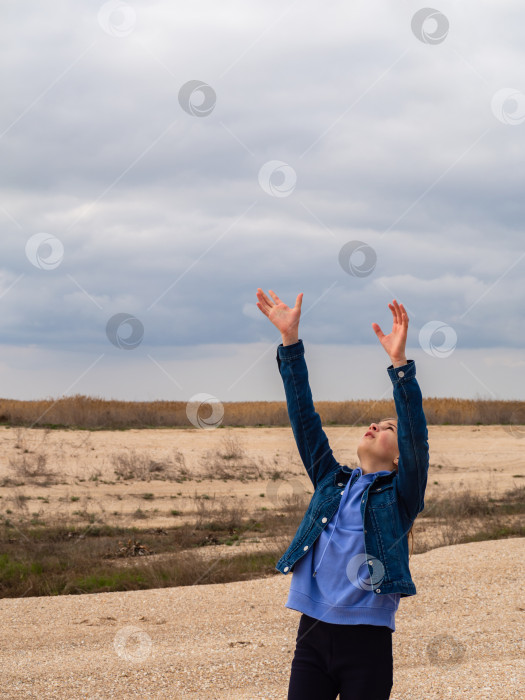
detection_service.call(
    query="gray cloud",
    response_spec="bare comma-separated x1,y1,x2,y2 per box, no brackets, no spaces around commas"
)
1,1,524,400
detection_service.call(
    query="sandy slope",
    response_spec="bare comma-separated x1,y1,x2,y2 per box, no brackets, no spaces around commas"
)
1,538,523,699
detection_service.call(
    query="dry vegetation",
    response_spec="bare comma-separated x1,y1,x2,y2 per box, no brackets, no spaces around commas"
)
1,467,522,599
0,393,524,429
0,429,525,597
0,396,524,600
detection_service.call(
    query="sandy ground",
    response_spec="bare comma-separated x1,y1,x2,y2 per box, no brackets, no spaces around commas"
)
1,425,524,698
0,538,523,699
1,425,523,531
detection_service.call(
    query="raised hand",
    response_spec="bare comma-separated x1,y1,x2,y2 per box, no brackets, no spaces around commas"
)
256,288,303,339
372,299,408,361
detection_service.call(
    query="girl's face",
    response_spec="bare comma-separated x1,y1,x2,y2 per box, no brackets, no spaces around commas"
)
357,419,399,468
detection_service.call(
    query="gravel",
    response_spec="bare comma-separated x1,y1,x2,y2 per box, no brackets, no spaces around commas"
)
1,538,523,699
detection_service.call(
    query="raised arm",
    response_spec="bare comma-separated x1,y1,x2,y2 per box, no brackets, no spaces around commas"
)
373,300,429,521
256,289,339,488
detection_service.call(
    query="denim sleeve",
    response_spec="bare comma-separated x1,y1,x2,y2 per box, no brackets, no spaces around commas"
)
276,339,339,489
387,359,430,523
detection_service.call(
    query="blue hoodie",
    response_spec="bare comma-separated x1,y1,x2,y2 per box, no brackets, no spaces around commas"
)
285,465,400,631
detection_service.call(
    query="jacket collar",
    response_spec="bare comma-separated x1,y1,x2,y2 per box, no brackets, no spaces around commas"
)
338,466,396,483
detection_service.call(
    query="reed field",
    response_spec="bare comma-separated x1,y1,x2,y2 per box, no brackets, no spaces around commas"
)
0,393,524,428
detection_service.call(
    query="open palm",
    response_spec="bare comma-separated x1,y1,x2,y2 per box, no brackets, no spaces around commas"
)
256,288,303,336
372,299,408,360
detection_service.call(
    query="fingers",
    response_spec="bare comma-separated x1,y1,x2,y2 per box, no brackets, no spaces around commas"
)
255,301,269,317
372,322,384,340
388,300,399,324
389,299,408,325
256,288,275,314
268,289,282,305
257,288,303,311
256,288,271,305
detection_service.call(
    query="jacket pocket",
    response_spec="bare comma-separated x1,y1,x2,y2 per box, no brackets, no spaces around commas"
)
368,483,395,507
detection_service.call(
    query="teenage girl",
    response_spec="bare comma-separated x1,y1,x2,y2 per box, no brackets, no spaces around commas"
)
255,288,430,700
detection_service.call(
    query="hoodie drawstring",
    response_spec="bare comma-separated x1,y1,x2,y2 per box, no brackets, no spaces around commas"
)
313,470,361,577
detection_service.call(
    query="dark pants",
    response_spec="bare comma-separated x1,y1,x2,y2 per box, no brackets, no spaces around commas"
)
287,613,394,700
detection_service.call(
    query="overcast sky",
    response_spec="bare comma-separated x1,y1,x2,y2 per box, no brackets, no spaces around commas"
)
1,0,524,413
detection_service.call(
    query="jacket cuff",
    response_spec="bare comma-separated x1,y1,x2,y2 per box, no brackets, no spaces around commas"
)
277,339,304,360
387,358,415,383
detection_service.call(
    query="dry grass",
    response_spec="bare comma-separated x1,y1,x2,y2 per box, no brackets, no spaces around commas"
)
1,463,523,599
0,421,523,600
0,393,523,428
200,434,266,481
6,426,59,485
110,448,188,482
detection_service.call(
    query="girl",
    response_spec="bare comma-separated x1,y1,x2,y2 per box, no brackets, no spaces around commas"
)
255,289,430,700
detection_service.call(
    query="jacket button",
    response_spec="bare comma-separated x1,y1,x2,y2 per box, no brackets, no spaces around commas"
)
284,566,289,572
376,588,381,593
322,517,327,523
398,370,404,377
364,529,367,533
337,482,343,487
340,490,344,495
303,545,308,551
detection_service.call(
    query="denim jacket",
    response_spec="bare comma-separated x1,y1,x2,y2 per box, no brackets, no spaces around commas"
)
274,339,430,598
